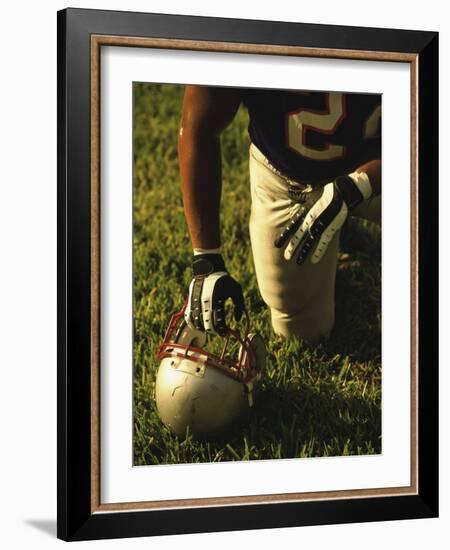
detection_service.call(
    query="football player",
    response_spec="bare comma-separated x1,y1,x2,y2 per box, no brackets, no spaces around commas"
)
179,86,381,339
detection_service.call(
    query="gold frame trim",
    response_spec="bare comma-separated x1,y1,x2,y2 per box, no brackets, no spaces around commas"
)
90,35,419,514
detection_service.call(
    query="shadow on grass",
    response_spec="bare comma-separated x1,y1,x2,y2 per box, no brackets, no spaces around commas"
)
322,219,381,362
135,373,381,463
152,377,382,462
233,381,382,459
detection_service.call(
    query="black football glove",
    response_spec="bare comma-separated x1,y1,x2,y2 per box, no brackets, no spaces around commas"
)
184,253,245,337
274,173,372,266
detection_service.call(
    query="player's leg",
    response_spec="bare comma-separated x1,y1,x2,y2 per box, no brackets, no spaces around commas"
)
248,144,340,340
351,195,381,224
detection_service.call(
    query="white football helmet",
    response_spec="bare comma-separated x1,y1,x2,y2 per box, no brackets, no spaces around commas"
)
155,303,265,440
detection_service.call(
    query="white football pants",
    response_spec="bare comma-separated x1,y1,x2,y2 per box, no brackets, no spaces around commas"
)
248,143,381,339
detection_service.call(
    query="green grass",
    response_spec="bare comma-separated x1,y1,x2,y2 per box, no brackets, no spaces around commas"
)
133,83,381,465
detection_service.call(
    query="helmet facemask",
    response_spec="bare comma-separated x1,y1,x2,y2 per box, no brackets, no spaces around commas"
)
155,303,265,440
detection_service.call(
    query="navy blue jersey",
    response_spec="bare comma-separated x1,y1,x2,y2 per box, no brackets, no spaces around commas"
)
243,89,381,184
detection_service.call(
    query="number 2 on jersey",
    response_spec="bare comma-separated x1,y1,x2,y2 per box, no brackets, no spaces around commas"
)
286,92,381,162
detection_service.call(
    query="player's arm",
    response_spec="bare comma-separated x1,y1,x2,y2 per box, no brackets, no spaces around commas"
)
178,85,242,249
179,86,245,336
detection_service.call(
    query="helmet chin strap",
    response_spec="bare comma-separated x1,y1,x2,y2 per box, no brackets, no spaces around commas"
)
225,309,251,371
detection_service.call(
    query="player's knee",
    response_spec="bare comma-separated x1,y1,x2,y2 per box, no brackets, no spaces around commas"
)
270,304,334,341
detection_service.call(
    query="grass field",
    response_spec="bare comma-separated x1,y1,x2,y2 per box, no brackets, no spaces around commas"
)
133,83,381,465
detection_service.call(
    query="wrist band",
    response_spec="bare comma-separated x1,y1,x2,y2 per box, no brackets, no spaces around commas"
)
348,171,372,200
193,247,222,256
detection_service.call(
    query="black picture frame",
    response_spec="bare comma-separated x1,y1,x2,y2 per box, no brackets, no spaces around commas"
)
57,7,438,542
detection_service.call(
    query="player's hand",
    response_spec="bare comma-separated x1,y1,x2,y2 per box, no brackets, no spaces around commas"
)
184,253,245,337
274,173,372,266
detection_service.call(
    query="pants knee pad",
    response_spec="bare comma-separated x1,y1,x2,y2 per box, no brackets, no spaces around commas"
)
270,306,334,341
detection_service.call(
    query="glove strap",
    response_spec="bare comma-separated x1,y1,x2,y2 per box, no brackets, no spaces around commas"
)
192,253,227,276
335,172,372,210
